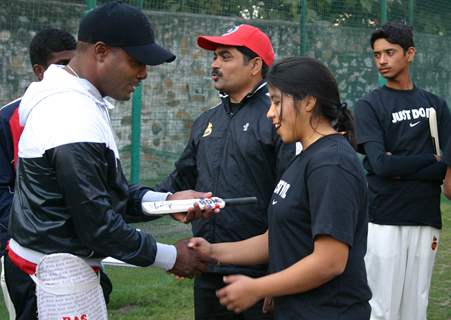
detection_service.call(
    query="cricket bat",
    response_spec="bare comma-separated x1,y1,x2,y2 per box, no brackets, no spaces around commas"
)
142,196,257,215
429,108,441,156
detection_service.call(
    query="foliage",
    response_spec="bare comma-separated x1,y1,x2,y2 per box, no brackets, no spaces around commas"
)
134,0,451,35
70,1,451,35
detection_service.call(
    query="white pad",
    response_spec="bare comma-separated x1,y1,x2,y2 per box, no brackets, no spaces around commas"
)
31,253,108,320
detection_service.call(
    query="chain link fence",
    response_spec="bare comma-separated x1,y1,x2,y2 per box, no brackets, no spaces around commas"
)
1,2,450,318
1,0,450,184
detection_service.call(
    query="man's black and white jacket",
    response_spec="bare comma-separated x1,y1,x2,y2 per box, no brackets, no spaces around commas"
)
10,65,175,269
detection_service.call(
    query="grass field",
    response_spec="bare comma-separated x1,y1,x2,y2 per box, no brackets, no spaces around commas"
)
1,199,450,319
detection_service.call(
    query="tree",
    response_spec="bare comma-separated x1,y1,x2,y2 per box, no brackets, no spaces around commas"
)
138,0,451,35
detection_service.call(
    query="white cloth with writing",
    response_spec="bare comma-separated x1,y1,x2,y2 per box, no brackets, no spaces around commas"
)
31,253,107,320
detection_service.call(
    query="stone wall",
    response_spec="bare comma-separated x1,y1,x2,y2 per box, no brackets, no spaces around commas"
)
1,1,450,184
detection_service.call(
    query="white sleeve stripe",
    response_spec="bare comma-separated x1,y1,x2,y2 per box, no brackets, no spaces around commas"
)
142,190,170,202
152,243,177,271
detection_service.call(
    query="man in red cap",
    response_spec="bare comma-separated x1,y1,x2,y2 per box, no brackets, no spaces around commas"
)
158,24,294,319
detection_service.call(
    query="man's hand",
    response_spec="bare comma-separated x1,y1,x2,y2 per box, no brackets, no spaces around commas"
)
168,239,212,278
168,190,219,223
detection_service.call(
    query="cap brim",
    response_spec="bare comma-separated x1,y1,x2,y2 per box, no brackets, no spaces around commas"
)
197,36,245,51
123,42,176,66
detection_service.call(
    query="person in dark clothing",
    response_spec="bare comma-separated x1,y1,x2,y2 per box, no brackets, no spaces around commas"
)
443,139,451,199
0,28,76,257
158,24,295,319
354,22,451,320
4,2,215,319
0,27,76,320
188,56,371,320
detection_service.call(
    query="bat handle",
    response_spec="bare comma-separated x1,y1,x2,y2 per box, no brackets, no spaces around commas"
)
224,197,258,206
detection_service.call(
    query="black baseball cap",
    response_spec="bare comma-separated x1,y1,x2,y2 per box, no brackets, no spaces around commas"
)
78,1,175,66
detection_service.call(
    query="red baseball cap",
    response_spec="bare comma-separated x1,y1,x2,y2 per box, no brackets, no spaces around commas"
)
197,24,275,66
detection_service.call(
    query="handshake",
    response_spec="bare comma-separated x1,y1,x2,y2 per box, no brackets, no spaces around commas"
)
162,192,257,278
168,238,270,314
168,238,213,278
159,191,257,278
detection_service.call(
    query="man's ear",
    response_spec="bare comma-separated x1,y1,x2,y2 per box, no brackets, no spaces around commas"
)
406,47,416,63
93,42,111,62
32,64,46,81
250,57,263,76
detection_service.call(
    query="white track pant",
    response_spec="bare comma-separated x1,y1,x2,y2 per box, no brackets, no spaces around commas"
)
365,223,439,320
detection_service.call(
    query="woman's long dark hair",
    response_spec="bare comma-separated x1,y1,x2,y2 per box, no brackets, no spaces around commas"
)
267,56,356,149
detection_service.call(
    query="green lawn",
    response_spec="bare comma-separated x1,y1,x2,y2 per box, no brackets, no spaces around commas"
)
1,200,450,319
428,198,451,320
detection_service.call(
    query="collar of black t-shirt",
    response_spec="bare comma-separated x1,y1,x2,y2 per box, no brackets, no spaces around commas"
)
383,84,417,94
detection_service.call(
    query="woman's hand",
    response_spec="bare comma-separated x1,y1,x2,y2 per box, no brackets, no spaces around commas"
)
262,296,274,313
188,237,214,262
216,275,261,313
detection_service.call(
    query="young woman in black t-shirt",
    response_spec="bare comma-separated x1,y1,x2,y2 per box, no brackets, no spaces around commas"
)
189,57,371,320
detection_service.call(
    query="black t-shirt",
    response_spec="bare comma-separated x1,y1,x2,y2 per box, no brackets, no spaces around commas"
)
443,138,451,167
268,135,371,320
355,86,451,228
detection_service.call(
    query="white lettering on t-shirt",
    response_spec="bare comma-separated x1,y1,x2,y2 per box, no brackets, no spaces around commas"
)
274,180,291,199
391,107,434,124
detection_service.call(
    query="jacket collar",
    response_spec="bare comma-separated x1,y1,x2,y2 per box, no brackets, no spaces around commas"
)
220,81,267,114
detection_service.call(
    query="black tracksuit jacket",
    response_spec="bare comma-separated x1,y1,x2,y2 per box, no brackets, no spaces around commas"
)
158,82,295,276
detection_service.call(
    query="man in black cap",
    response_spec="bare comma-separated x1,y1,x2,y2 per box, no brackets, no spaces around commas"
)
4,2,214,318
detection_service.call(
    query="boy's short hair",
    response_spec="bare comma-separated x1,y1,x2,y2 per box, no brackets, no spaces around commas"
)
370,22,414,52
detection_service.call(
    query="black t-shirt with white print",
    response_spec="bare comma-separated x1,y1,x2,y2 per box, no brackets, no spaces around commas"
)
355,86,451,228
268,134,371,320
